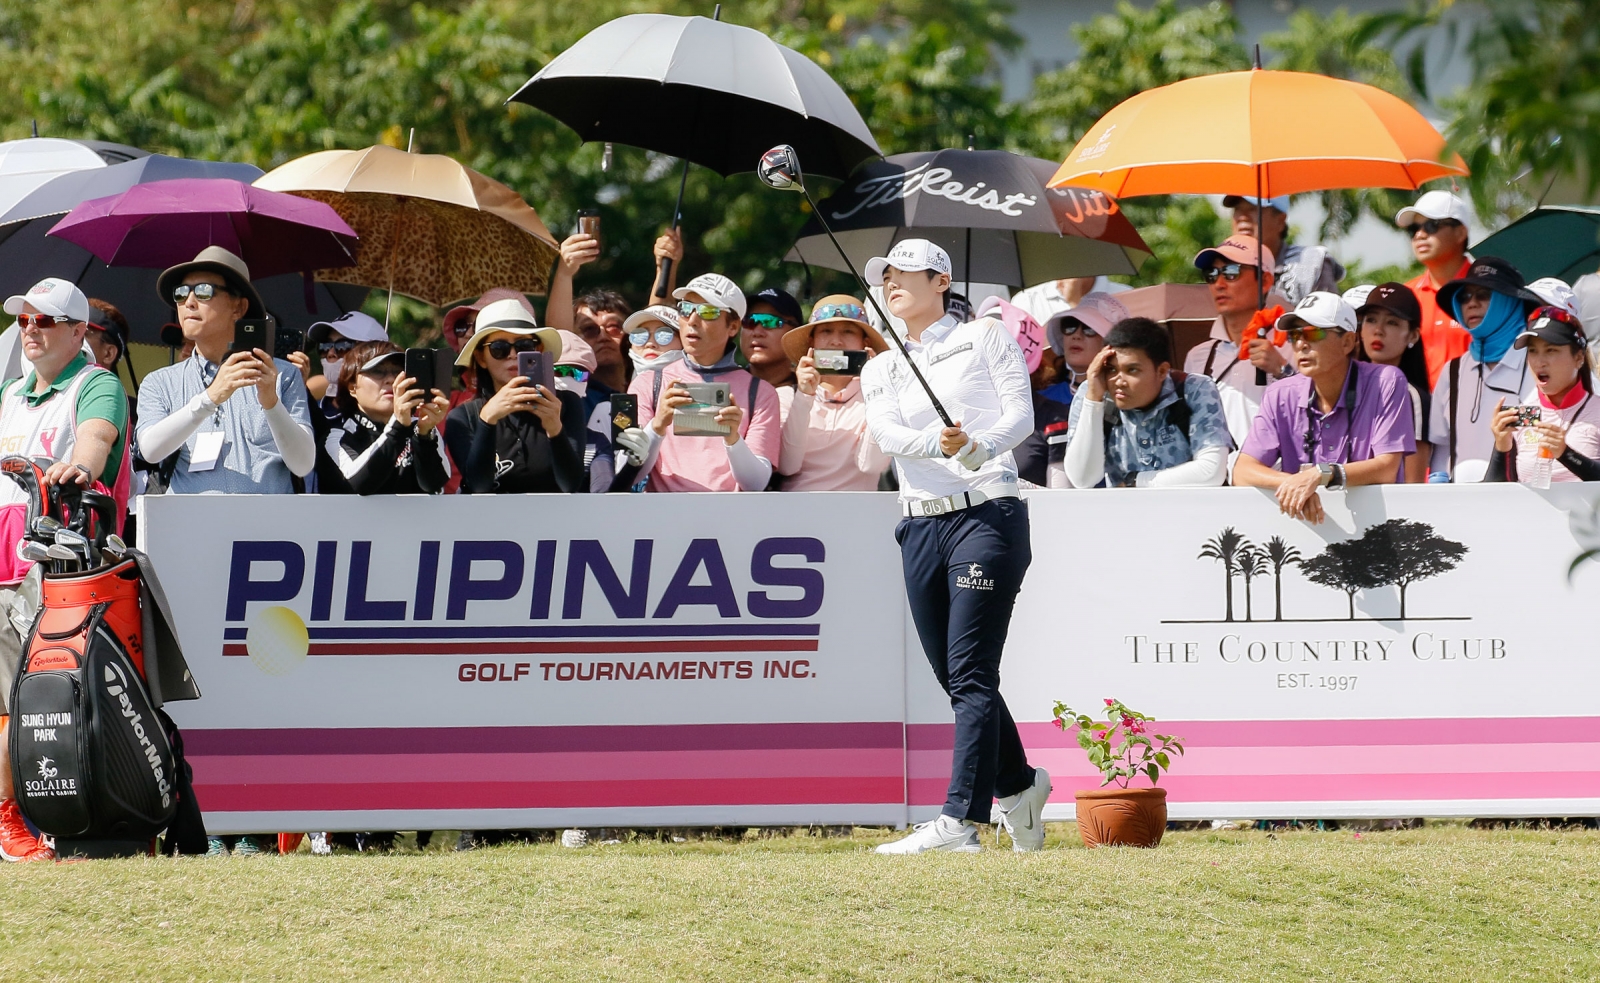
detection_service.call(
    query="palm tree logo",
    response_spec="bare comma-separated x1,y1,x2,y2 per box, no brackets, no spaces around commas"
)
1198,527,1245,622
1262,536,1303,622
1237,545,1268,622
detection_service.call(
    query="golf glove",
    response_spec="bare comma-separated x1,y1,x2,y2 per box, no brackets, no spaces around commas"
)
615,427,650,468
955,437,989,472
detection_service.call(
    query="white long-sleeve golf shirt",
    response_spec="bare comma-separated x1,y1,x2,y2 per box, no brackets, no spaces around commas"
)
862,313,1034,503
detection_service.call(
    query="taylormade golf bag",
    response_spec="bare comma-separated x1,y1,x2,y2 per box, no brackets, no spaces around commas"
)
2,456,203,846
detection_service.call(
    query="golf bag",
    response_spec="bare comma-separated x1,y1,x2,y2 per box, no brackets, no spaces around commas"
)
2,456,205,848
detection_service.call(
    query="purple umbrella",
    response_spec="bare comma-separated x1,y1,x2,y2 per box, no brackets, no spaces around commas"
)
45,178,358,276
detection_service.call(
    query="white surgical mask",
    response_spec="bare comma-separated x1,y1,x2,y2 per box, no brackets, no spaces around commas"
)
630,348,684,373
321,358,344,397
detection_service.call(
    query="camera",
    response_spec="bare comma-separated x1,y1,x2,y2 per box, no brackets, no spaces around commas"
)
673,382,732,436
1512,405,1543,428
813,349,868,376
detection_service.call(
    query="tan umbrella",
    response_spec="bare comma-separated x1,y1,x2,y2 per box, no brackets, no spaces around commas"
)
254,145,559,308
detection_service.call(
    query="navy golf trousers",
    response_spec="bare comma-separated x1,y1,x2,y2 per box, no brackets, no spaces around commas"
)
895,496,1035,822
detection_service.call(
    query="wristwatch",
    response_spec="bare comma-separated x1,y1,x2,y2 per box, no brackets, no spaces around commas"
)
1316,462,1346,488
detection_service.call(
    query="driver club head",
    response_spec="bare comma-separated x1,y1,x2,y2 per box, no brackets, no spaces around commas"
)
757,145,805,193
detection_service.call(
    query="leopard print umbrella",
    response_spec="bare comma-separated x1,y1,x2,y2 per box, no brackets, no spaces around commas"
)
256,147,560,307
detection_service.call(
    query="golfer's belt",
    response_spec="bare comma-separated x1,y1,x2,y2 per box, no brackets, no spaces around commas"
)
901,486,1017,518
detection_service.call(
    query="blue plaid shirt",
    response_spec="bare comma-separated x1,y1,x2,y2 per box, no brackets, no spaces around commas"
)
1066,373,1232,486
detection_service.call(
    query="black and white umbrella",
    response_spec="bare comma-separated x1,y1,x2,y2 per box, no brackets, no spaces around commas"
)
508,12,880,179
785,150,1151,287
509,11,882,293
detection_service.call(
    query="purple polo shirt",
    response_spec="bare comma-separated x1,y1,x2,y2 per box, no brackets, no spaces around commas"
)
1240,360,1415,480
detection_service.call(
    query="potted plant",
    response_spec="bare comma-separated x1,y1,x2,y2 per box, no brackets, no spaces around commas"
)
1052,698,1185,848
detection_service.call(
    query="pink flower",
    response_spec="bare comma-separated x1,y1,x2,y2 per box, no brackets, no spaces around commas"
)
1094,730,1108,740
1105,698,1115,706
1053,718,1066,731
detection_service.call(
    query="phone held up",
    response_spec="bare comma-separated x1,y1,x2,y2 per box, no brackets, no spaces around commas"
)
1512,405,1543,428
577,208,600,239
517,349,557,395
813,349,868,376
229,318,275,358
609,394,638,441
673,382,732,437
404,348,456,397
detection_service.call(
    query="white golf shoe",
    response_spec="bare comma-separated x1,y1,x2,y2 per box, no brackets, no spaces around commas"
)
997,767,1052,852
874,815,982,854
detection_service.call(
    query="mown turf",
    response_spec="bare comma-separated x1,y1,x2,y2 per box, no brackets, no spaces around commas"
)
2,824,1597,982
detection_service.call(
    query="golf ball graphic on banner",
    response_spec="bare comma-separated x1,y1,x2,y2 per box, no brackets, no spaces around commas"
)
246,605,309,676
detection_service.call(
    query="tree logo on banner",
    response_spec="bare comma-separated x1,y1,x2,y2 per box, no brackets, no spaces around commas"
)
1186,520,1468,624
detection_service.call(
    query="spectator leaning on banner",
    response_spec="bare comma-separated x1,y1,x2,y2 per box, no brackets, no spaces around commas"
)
775,294,889,491
1183,235,1294,446
858,238,1051,855
1233,292,1415,524
1063,316,1232,488
444,299,584,494
1397,190,1474,388
1429,257,1543,482
1354,282,1433,484
136,247,315,494
1484,306,1600,483
624,274,781,492
319,342,450,495
1224,195,1345,305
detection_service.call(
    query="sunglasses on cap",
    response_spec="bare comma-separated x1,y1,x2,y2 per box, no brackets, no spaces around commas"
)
1202,263,1255,284
1284,325,1344,345
319,339,357,358
677,301,726,321
554,365,589,381
812,302,868,323
1526,305,1586,339
171,282,234,304
1404,218,1461,237
16,313,77,330
485,338,541,359
742,313,791,331
628,326,678,347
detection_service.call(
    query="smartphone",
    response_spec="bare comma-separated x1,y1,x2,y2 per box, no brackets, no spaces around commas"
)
610,393,638,441
405,348,456,397
1513,405,1543,427
271,326,304,362
518,350,556,394
229,318,275,358
673,381,732,437
813,349,869,376
576,208,600,239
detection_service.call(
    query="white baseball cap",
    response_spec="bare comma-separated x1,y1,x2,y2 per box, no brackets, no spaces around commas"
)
308,310,389,345
1396,190,1471,228
865,238,952,287
622,304,682,334
1275,290,1357,334
5,277,90,323
673,273,747,320
1341,284,1376,310
1527,276,1578,316
1044,292,1130,352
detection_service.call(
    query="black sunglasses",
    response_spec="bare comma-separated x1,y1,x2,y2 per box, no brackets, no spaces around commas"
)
486,338,541,359
1405,218,1461,237
171,282,234,304
1203,263,1256,284
319,339,357,357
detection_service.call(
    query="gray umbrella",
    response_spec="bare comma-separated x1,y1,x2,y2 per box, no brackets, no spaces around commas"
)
785,150,1151,287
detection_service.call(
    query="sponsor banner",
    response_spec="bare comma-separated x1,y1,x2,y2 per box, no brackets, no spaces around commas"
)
144,484,1600,832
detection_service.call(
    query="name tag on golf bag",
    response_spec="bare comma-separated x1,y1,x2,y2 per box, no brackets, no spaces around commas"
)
9,558,177,840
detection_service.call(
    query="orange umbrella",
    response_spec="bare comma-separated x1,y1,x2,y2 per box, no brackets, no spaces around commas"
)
1047,68,1467,198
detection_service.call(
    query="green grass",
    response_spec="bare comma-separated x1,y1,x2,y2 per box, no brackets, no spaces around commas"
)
3,824,1598,982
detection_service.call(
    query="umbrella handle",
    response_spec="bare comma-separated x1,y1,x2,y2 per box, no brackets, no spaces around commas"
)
654,157,692,299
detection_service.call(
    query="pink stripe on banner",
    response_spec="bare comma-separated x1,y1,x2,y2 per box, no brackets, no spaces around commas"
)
190,748,904,785
908,772,1600,806
909,718,1600,750
197,777,904,812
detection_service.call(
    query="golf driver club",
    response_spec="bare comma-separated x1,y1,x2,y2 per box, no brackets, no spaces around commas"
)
45,543,78,575
757,144,956,429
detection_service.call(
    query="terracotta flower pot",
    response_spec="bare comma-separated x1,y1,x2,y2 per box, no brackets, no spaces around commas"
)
1074,786,1168,848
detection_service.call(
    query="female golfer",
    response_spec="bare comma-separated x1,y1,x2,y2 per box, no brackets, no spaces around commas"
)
860,239,1052,854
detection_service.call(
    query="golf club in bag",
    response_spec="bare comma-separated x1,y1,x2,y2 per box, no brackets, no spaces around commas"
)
757,145,956,429
1,456,205,855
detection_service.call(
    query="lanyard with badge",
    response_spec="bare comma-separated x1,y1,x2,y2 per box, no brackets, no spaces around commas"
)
189,355,226,472
1302,364,1360,465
